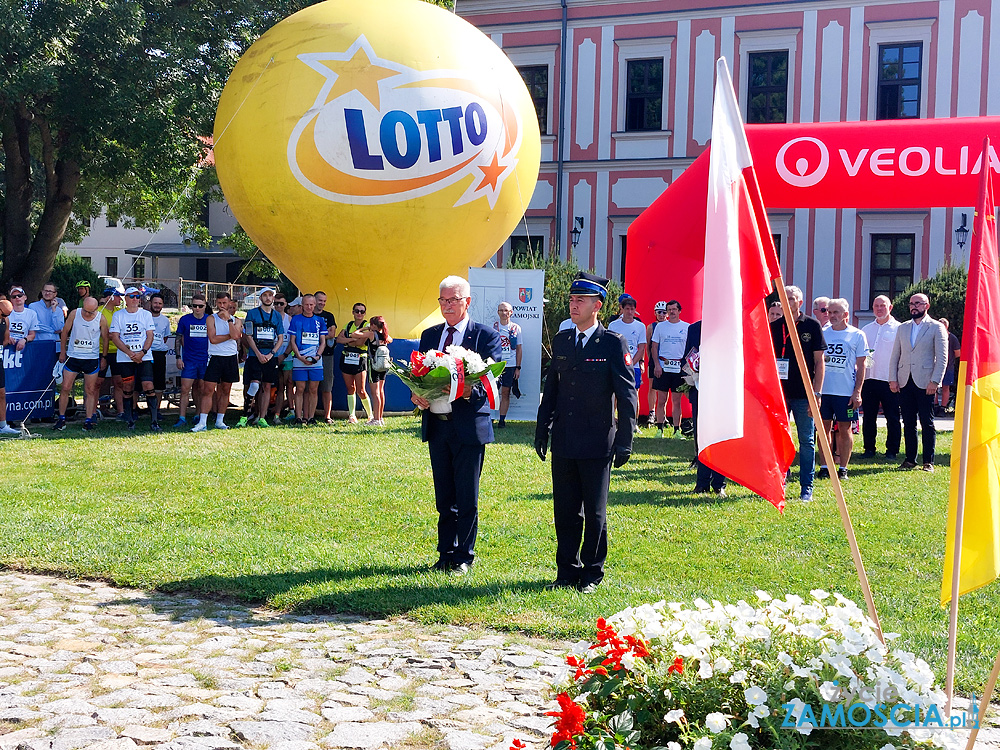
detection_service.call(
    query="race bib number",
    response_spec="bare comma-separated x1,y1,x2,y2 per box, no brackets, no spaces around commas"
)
824,342,848,371
9,322,24,335
129,341,144,352
256,326,275,341
189,324,207,338
343,351,360,366
73,338,95,350
776,358,789,380
301,332,319,346
662,358,682,374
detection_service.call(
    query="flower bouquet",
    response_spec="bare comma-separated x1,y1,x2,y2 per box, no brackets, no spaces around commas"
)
390,344,506,413
536,591,960,750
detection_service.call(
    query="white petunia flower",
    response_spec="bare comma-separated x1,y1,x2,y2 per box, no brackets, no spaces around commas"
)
744,686,768,706
714,656,733,673
796,723,814,735
665,709,685,724
705,712,729,733
729,670,748,684
729,733,751,750
777,652,793,666
755,590,772,602
752,704,770,720
668,744,682,750
694,737,713,750
811,589,831,600
698,660,714,679
879,744,896,750
819,681,842,701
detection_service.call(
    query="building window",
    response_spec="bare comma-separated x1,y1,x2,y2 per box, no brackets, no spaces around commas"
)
869,233,914,305
747,51,788,124
619,234,628,282
625,58,663,131
518,65,548,134
107,216,117,228
877,43,921,119
82,217,91,229
106,257,118,277
134,258,145,279
508,235,544,265
81,256,92,267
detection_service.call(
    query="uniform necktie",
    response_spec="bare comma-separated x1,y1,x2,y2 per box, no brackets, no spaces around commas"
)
443,326,457,349
576,331,585,355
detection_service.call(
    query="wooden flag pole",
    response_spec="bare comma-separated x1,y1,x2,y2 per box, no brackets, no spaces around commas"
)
774,280,884,642
964,646,1000,750
946,380,974,712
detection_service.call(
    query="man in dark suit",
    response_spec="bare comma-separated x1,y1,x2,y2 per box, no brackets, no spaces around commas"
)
411,275,502,576
535,272,637,594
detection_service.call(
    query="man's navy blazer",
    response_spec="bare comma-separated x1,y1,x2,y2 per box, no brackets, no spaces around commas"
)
418,320,503,445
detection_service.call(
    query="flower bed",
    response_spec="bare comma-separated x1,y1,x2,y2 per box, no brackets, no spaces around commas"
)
538,591,962,750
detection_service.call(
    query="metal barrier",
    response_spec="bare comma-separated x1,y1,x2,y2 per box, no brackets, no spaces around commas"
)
176,279,275,309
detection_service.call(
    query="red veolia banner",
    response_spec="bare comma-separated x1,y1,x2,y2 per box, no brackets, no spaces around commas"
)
749,116,1000,208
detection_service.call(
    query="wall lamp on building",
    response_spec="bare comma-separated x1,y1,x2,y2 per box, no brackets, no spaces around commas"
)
955,213,970,249
571,216,585,248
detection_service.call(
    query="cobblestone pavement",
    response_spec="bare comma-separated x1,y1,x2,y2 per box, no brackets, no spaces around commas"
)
0,572,997,750
0,572,561,750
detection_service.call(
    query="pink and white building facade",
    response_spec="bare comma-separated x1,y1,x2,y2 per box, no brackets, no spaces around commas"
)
460,0,1000,319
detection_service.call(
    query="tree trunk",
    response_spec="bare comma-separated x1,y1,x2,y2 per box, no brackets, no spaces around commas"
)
0,104,35,294
25,158,82,297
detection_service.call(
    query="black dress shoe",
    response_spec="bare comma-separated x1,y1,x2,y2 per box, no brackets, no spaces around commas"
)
430,559,452,572
544,579,577,591
577,581,600,594
450,562,473,576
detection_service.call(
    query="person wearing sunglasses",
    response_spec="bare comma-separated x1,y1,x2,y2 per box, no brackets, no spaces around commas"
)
27,282,65,350
6,287,39,351
336,302,373,424
108,287,158,431
812,296,831,328
192,292,243,432
0,295,22,436
173,293,210,427
272,293,296,423
313,291,339,424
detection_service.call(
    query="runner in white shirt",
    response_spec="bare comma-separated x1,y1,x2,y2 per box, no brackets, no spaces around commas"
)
649,300,689,438
819,298,868,480
109,287,157,431
149,293,172,428
55,296,108,431
493,301,522,427
607,294,646,391
6,287,39,349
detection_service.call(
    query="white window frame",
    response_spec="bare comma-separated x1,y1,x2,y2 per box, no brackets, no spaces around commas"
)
736,29,798,124
503,44,558,137
614,37,673,134
858,211,927,309
767,213,792,274
610,216,636,282
866,19,934,120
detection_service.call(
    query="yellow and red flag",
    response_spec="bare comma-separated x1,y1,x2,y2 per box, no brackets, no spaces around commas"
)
942,136,1000,604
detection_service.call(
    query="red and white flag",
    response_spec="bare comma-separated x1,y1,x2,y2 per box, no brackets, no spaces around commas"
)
698,58,795,510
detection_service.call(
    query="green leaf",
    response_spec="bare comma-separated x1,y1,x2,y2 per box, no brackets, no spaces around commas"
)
607,709,633,733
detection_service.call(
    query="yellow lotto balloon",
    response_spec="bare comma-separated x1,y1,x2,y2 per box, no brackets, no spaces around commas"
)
214,0,541,336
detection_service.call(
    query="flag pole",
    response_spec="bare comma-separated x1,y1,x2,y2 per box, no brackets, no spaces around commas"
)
946,378,974,712
964,646,1000,750
773,279,884,642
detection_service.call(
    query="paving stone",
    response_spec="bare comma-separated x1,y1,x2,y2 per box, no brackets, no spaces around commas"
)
230,720,315,745
86,740,139,750
94,707,156,725
320,705,375,722
322,721,423,748
47,726,116,750
444,730,495,750
120,725,174,744
257,707,323,725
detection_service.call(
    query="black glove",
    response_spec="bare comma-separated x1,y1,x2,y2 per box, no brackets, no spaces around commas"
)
534,436,548,462
612,448,630,468
511,380,522,399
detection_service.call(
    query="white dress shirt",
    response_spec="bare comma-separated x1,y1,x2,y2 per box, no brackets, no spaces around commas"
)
438,314,470,350
861,316,900,382
573,322,599,349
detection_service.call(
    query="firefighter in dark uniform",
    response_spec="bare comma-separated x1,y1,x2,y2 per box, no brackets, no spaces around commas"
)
534,272,638,593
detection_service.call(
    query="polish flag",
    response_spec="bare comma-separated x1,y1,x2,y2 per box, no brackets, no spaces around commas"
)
697,59,795,510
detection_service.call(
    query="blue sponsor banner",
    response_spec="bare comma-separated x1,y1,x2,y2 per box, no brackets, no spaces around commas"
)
3,341,58,421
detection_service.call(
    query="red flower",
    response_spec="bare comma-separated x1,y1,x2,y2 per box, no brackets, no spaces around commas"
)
510,740,526,750
565,654,592,681
668,657,684,674
410,350,431,377
546,692,586,749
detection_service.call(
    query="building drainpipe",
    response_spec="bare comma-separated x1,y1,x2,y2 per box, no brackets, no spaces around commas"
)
555,0,569,258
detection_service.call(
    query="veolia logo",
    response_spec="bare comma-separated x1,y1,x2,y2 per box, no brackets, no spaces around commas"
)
288,36,521,207
775,136,830,188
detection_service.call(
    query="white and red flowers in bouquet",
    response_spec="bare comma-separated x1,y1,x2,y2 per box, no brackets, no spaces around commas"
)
390,345,506,411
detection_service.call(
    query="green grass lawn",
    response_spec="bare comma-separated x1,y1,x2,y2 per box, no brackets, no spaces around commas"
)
1,416,996,695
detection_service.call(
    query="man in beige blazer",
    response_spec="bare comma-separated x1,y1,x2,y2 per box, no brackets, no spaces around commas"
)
888,293,949,471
